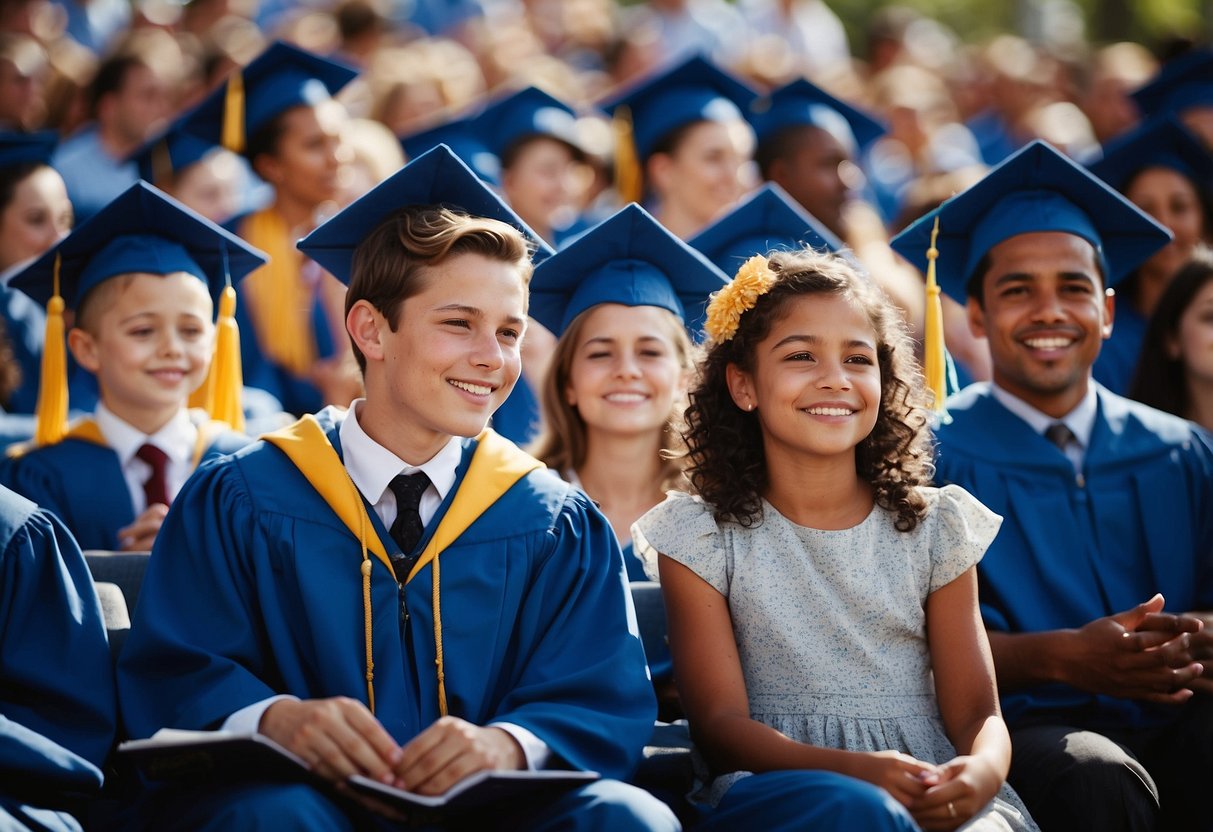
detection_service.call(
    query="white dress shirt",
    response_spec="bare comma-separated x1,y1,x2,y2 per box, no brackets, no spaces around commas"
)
224,401,549,769
990,382,1098,473
94,403,197,513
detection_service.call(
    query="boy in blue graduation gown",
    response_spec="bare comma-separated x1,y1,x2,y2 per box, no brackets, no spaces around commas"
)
0,182,262,551
892,141,1213,832
116,146,679,831
1,482,116,831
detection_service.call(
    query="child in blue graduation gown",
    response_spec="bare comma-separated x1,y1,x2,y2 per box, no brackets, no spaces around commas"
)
0,483,115,831
0,182,263,551
635,249,1035,831
117,146,678,831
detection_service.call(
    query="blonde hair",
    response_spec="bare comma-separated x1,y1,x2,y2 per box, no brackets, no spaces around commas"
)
530,304,694,493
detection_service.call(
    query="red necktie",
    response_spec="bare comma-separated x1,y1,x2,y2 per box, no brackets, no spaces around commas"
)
136,443,171,508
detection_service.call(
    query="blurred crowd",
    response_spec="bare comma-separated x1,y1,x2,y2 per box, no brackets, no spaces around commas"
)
0,0,1210,431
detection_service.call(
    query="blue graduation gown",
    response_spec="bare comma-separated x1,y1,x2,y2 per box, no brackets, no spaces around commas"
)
933,382,1213,729
0,485,115,827
1092,302,1147,396
117,408,656,781
0,421,250,551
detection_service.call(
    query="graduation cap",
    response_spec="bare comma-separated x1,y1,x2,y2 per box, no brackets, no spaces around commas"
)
10,182,264,308
0,131,57,168
473,86,587,162
128,122,219,187
687,183,843,275
1087,116,1213,193
599,54,759,162
400,118,501,185
1132,48,1213,119
8,181,267,443
179,40,357,155
889,140,1172,304
748,78,886,156
297,144,554,285
528,202,729,338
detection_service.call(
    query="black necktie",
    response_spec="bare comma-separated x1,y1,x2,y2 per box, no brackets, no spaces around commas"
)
387,472,430,581
1044,422,1076,451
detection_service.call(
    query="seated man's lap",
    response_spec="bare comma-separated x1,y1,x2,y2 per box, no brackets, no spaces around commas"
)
1011,698,1213,832
1009,722,1158,832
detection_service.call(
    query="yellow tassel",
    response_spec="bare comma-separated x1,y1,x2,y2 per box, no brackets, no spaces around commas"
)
924,216,947,412
221,71,245,154
612,105,643,205
206,286,245,432
34,254,68,446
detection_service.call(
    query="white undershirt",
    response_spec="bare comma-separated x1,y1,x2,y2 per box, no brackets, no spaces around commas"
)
94,402,197,513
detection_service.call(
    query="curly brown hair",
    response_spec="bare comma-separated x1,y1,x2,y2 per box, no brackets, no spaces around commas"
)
682,248,934,531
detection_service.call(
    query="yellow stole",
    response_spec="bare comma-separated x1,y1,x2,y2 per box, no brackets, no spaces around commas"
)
7,410,227,466
262,415,543,715
240,209,315,377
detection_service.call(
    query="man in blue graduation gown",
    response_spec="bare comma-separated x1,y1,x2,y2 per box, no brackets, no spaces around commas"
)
117,146,678,831
1,483,116,831
892,141,1213,832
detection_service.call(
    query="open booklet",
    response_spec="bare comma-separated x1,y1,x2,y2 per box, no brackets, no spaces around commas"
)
118,729,599,814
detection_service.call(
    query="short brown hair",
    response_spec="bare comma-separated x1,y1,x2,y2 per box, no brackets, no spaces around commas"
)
344,205,533,373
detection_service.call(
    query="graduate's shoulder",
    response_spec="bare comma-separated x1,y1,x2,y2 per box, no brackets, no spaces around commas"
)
0,483,40,548
471,462,590,540
1099,387,1212,452
2,436,120,495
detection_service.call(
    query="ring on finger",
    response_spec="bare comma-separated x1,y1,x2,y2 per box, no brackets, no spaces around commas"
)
947,801,957,819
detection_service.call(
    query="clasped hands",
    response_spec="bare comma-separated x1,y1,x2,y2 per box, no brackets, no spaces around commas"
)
1069,593,1213,702
853,750,1000,831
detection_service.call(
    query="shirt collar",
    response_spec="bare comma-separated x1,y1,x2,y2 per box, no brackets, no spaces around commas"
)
94,402,196,466
339,398,463,506
989,382,1099,448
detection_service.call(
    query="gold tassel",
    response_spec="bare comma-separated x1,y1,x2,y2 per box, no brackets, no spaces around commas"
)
433,552,447,717
924,216,947,412
206,285,245,432
221,71,245,154
34,254,68,446
612,105,643,205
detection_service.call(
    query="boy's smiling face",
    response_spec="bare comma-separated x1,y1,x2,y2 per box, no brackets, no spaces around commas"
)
69,272,215,433
354,251,527,464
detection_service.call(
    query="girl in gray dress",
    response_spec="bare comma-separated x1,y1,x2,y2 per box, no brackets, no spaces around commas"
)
634,249,1038,831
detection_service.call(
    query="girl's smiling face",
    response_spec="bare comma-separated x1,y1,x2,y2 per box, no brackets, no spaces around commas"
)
726,292,882,463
